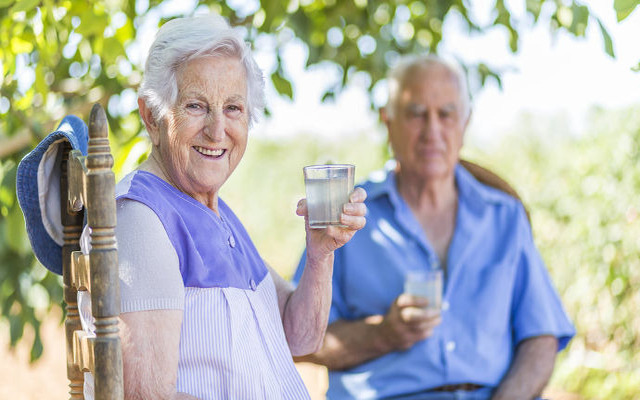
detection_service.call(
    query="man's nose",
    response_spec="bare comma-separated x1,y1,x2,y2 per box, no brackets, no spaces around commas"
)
203,111,225,142
420,112,441,139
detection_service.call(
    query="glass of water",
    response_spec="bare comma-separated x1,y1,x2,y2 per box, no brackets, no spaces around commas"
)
404,269,443,310
303,164,355,229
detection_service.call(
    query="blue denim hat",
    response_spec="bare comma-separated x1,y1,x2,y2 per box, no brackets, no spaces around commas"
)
16,116,89,275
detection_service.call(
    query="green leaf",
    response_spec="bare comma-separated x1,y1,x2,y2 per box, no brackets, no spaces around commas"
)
525,0,543,21
10,36,34,53
9,314,24,346
102,36,125,64
569,3,589,37
6,204,29,254
75,10,108,36
321,90,335,102
508,28,518,52
114,18,134,44
0,0,16,7
30,330,43,362
34,64,47,95
613,0,640,22
596,18,615,58
271,72,293,99
10,0,38,13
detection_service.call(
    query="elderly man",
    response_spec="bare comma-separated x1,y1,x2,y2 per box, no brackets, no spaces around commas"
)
293,55,575,400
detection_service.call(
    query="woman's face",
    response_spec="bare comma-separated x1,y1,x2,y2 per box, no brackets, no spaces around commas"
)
150,56,249,207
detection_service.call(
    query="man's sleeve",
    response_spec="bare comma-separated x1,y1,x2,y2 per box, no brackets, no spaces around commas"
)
510,205,576,351
292,247,348,324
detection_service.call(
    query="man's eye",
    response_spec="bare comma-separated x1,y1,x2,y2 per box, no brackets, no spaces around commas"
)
439,111,454,120
407,110,425,119
187,103,204,110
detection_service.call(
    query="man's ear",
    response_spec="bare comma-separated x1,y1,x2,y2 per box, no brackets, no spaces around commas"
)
380,107,395,155
462,108,472,138
138,97,161,146
379,106,390,127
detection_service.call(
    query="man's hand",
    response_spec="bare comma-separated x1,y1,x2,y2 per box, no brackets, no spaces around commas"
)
378,294,442,351
295,294,441,370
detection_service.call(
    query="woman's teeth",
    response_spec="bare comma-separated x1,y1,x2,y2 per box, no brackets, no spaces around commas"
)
194,146,224,157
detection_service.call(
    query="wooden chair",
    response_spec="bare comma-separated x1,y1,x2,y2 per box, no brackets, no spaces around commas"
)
60,104,123,400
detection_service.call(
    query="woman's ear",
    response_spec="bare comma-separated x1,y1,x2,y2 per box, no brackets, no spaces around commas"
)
138,97,161,146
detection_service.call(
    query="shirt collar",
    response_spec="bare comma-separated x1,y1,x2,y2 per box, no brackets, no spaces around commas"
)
455,163,511,212
366,161,508,213
364,160,404,209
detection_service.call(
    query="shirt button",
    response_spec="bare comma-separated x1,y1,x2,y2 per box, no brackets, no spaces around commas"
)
442,301,450,311
446,341,456,352
250,279,256,291
229,235,236,248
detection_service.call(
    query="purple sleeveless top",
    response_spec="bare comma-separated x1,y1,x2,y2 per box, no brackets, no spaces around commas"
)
117,170,268,289
115,170,310,399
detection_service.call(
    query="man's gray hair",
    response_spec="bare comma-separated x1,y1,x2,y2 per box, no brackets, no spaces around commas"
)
385,54,471,120
138,14,265,126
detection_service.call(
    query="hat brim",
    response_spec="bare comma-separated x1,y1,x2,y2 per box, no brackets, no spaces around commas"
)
16,115,88,275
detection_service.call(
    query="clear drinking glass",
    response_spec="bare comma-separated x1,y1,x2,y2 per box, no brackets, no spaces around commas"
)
404,269,443,310
303,164,355,229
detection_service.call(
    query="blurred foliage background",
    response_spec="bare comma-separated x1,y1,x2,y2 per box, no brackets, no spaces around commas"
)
1,0,639,398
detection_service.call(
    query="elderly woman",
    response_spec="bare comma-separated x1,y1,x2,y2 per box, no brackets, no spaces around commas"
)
115,14,366,399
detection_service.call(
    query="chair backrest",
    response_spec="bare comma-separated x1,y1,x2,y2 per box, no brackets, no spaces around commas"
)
459,159,530,222
60,104,123,400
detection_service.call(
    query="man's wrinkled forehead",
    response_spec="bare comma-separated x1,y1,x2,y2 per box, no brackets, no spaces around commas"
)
400,64,460,95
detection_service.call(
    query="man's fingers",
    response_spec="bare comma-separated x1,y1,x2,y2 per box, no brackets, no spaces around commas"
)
397,294,429,309
400,306,429,323
400,306,442,326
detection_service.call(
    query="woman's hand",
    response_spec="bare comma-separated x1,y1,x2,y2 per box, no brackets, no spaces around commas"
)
296,187,367,264
285,187,366,354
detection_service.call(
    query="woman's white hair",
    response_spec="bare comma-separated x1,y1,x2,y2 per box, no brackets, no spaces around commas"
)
138,14,265,126
385,54,471,120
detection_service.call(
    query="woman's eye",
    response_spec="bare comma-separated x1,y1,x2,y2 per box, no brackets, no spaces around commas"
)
187,103,205,111
226,104,242,113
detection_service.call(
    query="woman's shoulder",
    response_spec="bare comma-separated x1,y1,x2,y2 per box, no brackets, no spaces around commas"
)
116,197,169,245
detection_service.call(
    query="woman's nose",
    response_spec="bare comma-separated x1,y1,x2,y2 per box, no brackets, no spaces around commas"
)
203,112,225,142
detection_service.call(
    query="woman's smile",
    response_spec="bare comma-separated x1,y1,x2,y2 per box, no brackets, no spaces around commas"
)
193,145,226,159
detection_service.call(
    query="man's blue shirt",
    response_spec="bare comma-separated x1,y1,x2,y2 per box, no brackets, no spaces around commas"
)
293,163,575,400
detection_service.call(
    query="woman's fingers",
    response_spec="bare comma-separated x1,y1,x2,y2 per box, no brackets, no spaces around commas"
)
296,199,307,216
342,202,367,216
339,213,366,230
349,187,367,203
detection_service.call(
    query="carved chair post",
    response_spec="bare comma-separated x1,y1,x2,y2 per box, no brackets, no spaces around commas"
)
86,104,123,400
62,103,123,400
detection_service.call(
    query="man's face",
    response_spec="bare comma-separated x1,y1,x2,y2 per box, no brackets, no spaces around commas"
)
384,64,469,181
